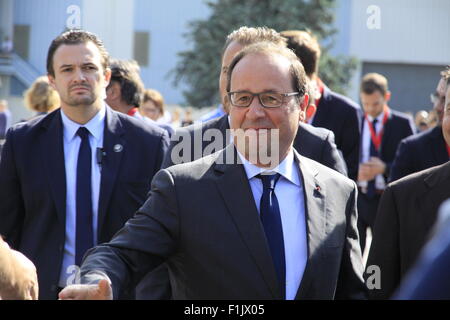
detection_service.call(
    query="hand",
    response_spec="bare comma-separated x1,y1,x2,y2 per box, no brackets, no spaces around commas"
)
0,248,39,300
59,279,113,300
358,157,386,182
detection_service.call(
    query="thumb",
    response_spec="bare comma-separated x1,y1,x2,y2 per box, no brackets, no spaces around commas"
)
96,279,112,300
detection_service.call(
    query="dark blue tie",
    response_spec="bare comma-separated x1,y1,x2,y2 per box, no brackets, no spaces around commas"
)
75,127,94,266
367,118,379,198
257,173,286,299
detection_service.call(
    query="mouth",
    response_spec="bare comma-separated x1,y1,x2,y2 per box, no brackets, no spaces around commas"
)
70,86,90,93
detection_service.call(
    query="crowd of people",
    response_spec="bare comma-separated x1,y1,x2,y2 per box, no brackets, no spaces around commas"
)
0,26,449,300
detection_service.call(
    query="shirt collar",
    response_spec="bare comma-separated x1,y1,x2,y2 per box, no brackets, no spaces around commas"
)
366,110,385,123
61,105,106,143
237,148,301,187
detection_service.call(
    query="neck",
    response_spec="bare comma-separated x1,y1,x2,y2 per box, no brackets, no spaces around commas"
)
61,101,102,125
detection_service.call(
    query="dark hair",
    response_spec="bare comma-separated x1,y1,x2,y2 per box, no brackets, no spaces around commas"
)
47,29,110,77
226,41,307,98
108,59,144,107
360,73,389,96
280,30,321,78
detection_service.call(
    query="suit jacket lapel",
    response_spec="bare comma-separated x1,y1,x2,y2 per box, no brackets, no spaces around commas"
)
294,152,327,299
379,111,393,153
213,144,281,299
97,107,126,237
41,110,66,225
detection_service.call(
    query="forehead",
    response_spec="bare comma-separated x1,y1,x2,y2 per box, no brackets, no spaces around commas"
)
230,52,293,90
53,41,103,68
222,41,243,67
360,90,384,100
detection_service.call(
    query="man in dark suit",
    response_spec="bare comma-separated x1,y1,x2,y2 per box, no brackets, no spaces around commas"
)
356,73,415,253
163,26,347,175
60,42,365,300
394,199,450,300
369,67,450,299
366,161,450,299
389,69,449,182
281,30,362,181
0,30,168,299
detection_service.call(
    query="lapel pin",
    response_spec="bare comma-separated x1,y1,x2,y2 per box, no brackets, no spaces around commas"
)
113,144,123,153
315,185,321,192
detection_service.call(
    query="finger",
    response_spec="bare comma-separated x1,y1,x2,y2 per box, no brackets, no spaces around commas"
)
59,285,88,300
97,279,112,300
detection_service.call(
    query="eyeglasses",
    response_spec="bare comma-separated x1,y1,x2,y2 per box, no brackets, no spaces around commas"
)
430,92,445,105
227,91,300,108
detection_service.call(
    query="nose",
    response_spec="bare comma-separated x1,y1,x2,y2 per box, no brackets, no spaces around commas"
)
246,95,266,120
73,68,87,82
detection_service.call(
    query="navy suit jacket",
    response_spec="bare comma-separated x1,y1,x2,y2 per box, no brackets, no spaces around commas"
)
0,107,169,299
163,114,347,176
312,86,362,181
389,126,448,182
361,109,415,182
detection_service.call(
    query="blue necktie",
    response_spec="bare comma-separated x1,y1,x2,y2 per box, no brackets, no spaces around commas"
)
257,173,286,299
367,118,379,198
75,127,94,266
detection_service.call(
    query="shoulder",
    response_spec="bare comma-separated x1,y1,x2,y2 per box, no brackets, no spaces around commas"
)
400,126,438,147
389,109,414,124
323,88,361,114
113,109,168,140
298,122,334,141
389,161,450,192
5,109,58,139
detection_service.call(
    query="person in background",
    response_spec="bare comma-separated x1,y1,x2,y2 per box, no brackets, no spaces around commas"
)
24,76,60,120
414,110,429,132
140,89,165,122
281,30,362,181
389,69,449,182
181,107,194,127
170,107,182,128
357,72,415,254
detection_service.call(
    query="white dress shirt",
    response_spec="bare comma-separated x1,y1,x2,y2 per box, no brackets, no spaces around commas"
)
58,106,105,287
359,111,386,191
237,149,307,300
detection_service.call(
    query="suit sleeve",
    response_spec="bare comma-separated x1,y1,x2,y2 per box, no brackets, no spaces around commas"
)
340,107,361,182
0,128,25,248
383,117,415,181
155,130,170,171
80,169,180,299
335,182,367,299
389,140,414,182
365,185,401,299
321,130,348,177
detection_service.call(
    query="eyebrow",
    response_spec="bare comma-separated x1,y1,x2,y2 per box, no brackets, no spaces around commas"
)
59,62,97,70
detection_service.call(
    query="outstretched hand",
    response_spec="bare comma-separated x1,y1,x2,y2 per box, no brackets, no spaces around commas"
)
59,279,113,300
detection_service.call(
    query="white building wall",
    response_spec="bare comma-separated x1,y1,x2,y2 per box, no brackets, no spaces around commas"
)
134,0,211,105
349,0,450,65
14,0,82,74
82,0,134,60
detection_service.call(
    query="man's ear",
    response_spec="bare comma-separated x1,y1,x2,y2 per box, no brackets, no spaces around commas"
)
103,67,112,88
47,74,57,90
305,104,317,122
384,91,391,103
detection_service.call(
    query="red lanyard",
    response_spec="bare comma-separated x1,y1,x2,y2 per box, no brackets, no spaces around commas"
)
365,107,390,151
446,144,450,158
127,107,138,116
